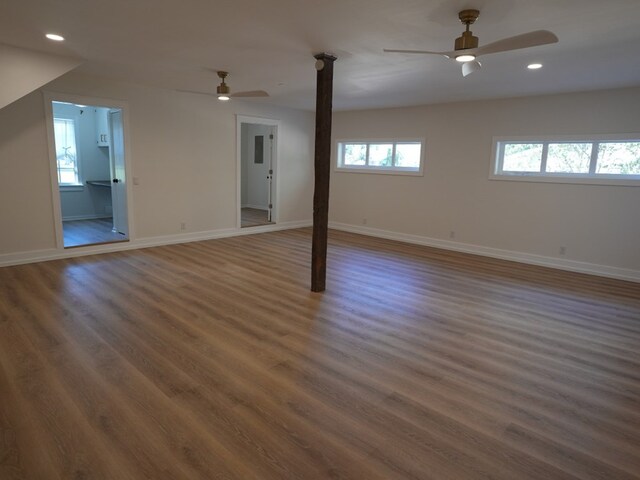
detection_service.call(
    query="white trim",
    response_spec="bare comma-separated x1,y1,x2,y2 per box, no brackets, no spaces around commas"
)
62,214,112,221
236,115,280,229
43,91,136,249
241,204,268,210
335,137,425,176
328,221,640,284
0,220,311,268
490,134,640,186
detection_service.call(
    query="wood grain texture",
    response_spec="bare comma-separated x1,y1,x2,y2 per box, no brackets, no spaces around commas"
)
0,227,639,479
63,218,128,248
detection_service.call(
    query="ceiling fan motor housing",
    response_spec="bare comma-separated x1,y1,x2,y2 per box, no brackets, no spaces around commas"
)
216,71,231,95
455,9,480,51
455,31,479,51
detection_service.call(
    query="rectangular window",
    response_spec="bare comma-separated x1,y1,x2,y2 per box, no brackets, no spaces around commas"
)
336,140,424,175
492,135,640,185
53,117,81,185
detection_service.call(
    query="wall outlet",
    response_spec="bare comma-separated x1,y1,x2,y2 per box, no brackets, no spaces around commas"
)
362,218,367,225
559,246,566,255
449,230,456,239
180,222,186,231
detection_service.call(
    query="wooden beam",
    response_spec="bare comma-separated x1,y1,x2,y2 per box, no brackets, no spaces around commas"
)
311,53,337,292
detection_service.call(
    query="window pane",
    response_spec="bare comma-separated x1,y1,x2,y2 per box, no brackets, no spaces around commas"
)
368,144,393,167
546,143,591,173
54,117,79,184
502,143,543,172
596,142,640,175
59,169,77,184
395,143,421,169
343,144,366,166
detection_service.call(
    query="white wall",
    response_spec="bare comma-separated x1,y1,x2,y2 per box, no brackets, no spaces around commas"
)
53,103,112,220
330,87,640,279
0,43,80,110
0,72,315,258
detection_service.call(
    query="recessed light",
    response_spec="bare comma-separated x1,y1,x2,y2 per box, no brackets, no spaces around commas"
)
527,63,543,70
46,33,65,41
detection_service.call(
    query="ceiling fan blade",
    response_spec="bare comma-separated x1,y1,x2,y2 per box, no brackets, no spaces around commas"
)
176,89,216,96
383,48,449,57
475,30,558,56
462,60,482,77
231,90,269,98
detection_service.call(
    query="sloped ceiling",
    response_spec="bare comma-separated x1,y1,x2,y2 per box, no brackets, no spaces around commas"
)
0,0,639,111
0,43,81,110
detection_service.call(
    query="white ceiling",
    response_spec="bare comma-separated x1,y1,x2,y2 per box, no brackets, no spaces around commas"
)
2,0,640,111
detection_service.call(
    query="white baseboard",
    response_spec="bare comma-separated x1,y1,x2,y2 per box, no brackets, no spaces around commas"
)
63,214,112,221
241,204,268,211
0,220,312,268
329,221,640,284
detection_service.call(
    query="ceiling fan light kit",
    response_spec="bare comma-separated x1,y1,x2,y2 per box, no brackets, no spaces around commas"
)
216,71,231,100
383,8,558,77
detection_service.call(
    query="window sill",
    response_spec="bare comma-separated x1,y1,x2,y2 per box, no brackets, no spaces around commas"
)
335,167,423,177
59,185,85,192
489,173,640,187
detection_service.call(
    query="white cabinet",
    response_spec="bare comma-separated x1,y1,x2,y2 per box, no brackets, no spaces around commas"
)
95,107,110,147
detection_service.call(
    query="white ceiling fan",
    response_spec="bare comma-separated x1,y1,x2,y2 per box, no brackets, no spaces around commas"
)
384,9,558,77
178,71,269,101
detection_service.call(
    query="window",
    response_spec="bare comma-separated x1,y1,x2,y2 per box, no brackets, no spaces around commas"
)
492,135,640,185
53,117,81,185
337,140,423,175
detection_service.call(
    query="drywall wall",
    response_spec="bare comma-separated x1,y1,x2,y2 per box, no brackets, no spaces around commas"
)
330,87,640,277
0,43,81,110
0,72,314,257
53,102,112,220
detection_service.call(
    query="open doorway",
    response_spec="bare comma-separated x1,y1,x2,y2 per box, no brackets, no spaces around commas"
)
46,97,130,248
238,116,278,228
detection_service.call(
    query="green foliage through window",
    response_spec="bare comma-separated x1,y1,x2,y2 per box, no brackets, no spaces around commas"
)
338,141,422,172
496,138,640,180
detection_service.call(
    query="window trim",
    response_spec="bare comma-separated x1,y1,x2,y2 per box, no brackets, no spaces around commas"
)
335,138,425,176
490,134,640,186
53,112,83,187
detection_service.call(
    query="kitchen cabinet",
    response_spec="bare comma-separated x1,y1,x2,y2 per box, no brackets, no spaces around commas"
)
95,107,110,147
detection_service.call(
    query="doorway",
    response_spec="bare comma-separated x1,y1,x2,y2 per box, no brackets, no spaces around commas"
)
237,116,278,228
46,96,130,248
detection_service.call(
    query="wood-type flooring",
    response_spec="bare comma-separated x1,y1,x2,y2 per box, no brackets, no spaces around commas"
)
1,228,639,479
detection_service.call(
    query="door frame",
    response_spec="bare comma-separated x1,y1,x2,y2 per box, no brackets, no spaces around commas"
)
43,91,134,249
236,115,280,229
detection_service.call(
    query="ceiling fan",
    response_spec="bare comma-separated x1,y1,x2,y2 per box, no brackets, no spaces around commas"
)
178,71,269,101
384,9,558,77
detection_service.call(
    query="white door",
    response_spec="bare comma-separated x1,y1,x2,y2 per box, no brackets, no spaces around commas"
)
109,110,128,236
266,128,275,222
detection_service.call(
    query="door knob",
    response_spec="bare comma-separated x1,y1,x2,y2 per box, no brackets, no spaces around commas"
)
113,178,119,183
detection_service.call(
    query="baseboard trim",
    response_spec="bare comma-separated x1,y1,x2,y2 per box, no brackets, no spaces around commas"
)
0,220,312,268
328,222,640,283
241,204,268,211
62,214,112,221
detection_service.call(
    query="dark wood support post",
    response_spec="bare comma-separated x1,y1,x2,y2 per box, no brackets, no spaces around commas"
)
311,52,337,292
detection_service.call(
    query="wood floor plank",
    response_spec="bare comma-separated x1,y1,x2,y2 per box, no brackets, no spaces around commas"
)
1,228,639,479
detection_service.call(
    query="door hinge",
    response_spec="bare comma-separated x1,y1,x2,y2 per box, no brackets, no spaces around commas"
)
269,204,273,209
269,134,274,140
269,169,273,174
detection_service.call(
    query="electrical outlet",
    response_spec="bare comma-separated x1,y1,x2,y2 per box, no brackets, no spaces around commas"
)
559,246,566,255
362,218,367,225
449,230,456,239
180,222,186,231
